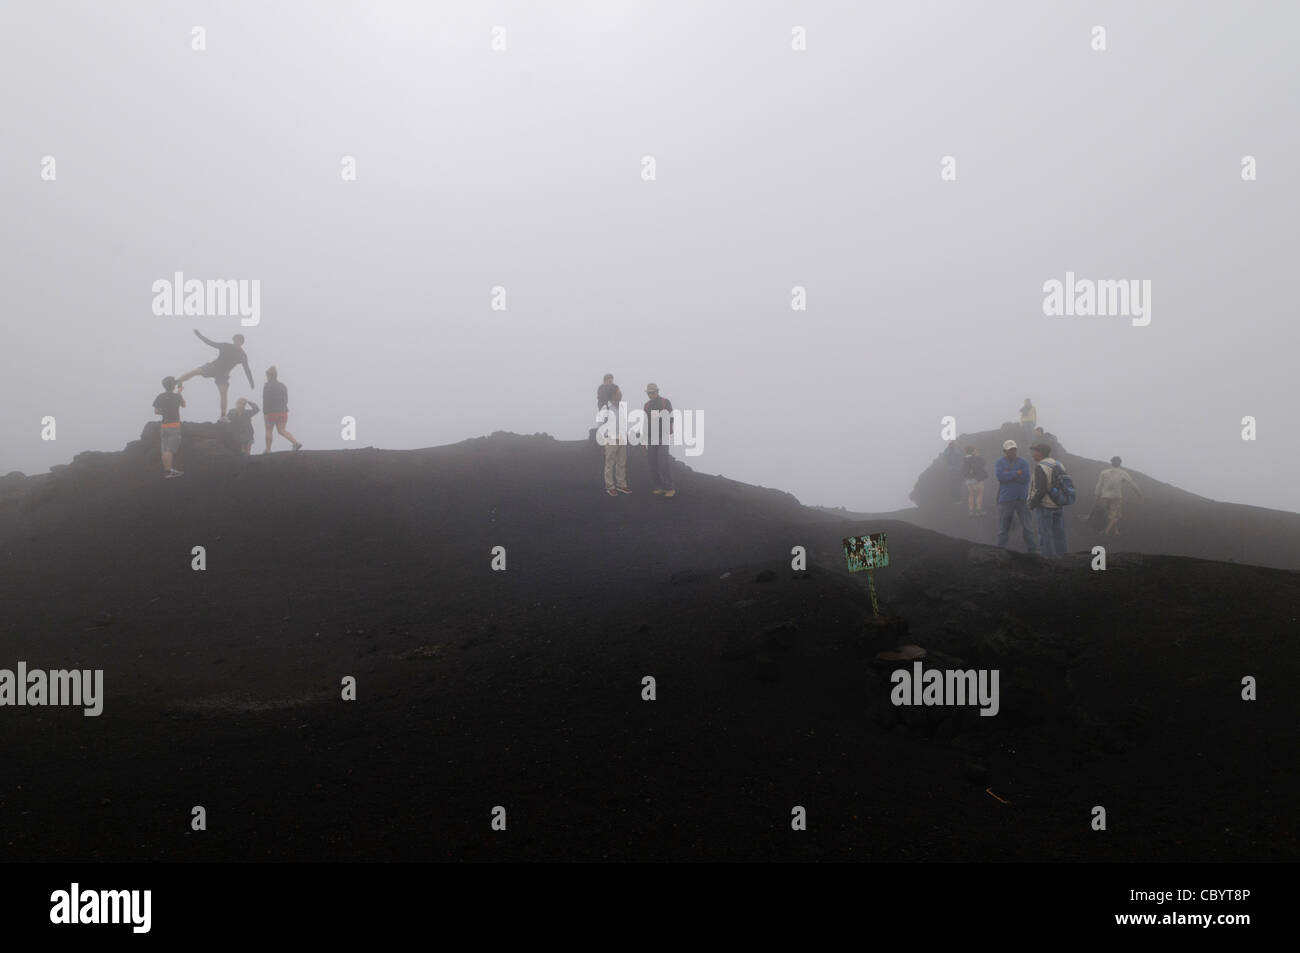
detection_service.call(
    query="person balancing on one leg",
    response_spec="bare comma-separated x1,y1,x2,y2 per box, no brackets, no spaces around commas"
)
176,329,253,417
153,376,186,478
261,365,301,452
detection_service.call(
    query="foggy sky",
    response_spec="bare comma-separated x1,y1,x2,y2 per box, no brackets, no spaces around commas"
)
4,1,1297,514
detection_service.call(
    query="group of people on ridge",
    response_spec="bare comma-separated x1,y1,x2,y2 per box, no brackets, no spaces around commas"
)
943,399,1144,556
151,330,302,478
595,373,676,498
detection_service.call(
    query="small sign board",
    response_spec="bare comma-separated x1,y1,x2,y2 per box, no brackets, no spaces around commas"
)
842,533,889,573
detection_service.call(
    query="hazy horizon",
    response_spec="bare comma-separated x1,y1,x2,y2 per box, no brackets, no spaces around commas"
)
5,0,1298,514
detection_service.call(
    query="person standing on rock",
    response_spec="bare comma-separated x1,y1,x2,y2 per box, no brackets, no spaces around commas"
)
962,445,987,516
643,382,676,498
1019,399,1037,444
596,384,631,497
1028,443,1069,557
995,439,1037,553
221,397,260,455
152,376,186,478
1096,456,1142,536
176,329,254,417
261,366,302,452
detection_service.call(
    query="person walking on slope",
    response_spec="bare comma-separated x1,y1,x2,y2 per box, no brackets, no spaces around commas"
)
1028,443,1069,557
995,439,1037,553
643,382,676,498
1096,456,1142,535
176,329,254,417
596,385,631,497
262,366,302,452
221,397,260,455
1019,399,1037,444
962,445,988,516
153,376,186,478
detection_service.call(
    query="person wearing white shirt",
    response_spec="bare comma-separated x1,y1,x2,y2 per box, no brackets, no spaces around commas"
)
1095,456,1142,535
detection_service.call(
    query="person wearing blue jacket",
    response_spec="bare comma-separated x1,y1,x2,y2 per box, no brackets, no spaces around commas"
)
994,439,1038,553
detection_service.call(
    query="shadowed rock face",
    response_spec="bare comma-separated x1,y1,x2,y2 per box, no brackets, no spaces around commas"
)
6,422,247,511
129,420,246,470
0,432,1295,861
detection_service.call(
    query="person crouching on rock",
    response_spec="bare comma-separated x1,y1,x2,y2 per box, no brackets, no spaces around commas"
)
221,397,260,455
152,376,186,478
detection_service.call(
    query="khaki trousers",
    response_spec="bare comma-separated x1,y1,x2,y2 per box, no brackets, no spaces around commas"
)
604,444,628,490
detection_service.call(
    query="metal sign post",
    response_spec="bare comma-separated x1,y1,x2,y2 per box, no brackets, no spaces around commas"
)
842,532,889,618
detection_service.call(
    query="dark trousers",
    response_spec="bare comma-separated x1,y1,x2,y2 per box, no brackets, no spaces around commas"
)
648,444,674,490
997,500,1037,552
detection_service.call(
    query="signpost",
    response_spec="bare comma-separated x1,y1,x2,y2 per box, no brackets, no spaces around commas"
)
842,532,889,618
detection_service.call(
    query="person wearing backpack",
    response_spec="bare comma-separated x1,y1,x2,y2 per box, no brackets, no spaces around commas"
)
962,446,988,516
1028,443,1073,557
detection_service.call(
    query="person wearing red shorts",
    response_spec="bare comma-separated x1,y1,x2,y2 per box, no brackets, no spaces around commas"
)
262,365,302,452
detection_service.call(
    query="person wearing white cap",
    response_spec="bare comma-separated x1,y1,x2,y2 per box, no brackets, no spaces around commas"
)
994,439,1038,553
643,382,676,497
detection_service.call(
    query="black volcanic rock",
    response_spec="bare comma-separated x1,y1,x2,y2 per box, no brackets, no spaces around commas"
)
0,432,1295,862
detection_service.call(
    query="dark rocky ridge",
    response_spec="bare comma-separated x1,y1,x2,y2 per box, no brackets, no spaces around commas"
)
0,433,1293,861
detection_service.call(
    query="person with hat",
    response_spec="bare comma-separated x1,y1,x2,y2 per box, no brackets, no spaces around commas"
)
1028,442,1068,557
994,439,1037,553
643,382,676,498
